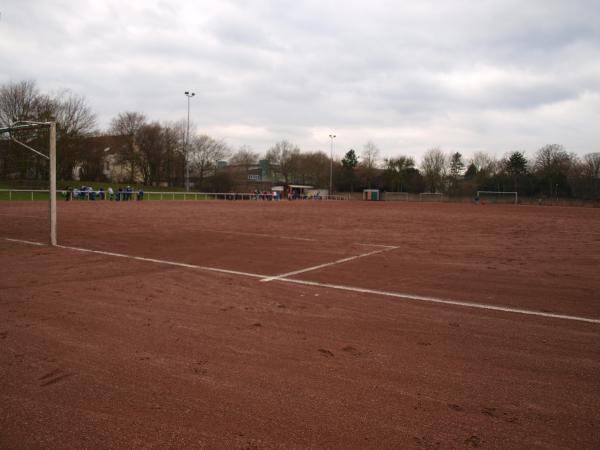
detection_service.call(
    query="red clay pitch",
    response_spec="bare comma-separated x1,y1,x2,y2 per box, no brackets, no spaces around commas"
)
1,200,599,448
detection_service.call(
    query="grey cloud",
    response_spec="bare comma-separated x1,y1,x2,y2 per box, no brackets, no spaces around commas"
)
1,0,599,158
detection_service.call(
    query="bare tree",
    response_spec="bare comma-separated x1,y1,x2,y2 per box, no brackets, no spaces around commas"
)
297,151,329,186
0,80,97,180
361,141,379,170
383,156,415,192
110,111,147,182
136,122,164,185
534,144,575,196
0,80,41,126
470,151,498,177
576,152,600,199
161,121,185,186
265,140,301,183
421,148,447,193
191,135,231,188
229,145,259,167
360,140,380,188
55,90,97,137
0,81,43,180
581,152,600,179
54,90,97,179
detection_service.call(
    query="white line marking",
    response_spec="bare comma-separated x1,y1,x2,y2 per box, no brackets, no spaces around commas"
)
54,244,268,279
4,237,599,325
3,237,268,278
4,238,46,246
274,278,600,324
0,213,46,220
204,229,318,242
261,247,397,282
355,243,398,249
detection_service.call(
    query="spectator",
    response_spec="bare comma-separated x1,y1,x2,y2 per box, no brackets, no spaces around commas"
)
108,186,114,201
137,188,144,201
117,187,123,202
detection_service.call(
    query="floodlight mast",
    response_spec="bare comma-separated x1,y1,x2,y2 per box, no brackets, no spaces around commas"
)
329,134,336,196
184,91,195,192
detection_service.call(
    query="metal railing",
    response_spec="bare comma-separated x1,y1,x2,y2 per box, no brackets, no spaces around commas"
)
0,189,350,202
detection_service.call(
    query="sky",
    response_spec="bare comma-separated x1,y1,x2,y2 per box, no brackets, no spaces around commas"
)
1,0,599,162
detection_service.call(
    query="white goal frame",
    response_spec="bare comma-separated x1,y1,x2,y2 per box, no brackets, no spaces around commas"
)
384,192,409,201
0,121,57,245
476,190,518,204
419,192,443,201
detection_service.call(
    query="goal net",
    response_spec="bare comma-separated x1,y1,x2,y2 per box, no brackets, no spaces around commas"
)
384,192,409,201
476,190,518,204
0,122,57,245
419,192,443,202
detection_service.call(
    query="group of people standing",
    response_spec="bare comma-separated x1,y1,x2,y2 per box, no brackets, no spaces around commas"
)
64,185,144,201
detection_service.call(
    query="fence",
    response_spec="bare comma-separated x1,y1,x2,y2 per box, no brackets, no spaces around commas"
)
345,191,600,207
4,189,596,207
0,189,349,202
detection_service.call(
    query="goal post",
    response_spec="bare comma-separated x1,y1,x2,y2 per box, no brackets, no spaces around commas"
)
49,122,57,245
419,192,443,202
384,192,409,201
476,190,518,204
0,121,57,245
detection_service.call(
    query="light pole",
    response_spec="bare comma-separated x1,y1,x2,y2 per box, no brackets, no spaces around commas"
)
184,91,195,192
329,134,336,196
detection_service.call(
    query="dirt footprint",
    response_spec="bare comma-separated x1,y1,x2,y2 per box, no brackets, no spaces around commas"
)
342,345,361,356
39,368,74,387
448,403,464,412
464,435,481,447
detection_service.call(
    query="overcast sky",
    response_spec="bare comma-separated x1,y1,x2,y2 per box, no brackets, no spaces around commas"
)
1,0,599,161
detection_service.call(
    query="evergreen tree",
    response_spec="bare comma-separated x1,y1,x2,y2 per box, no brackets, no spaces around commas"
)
341,149,359,192
506,151,528,176
342,149,358,170
464,163,477,180
449,152,465,178
448,152,464,195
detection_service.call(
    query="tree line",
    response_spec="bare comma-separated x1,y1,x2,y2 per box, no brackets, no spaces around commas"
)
1,80,598,199
357,145,600,200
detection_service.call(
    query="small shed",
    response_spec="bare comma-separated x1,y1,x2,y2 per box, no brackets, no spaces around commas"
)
363,189,380,201
272,184,314,199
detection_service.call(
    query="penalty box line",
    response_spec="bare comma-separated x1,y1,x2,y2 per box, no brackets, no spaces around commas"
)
260,246,398,283
2,238,267,279
273,278,600,325
4,237,600,325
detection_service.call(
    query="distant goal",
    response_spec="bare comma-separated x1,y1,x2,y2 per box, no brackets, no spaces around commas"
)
384,192,409,201
476,191,518,204
419,192,443,202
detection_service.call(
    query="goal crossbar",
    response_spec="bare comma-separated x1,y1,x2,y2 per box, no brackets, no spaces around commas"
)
476,190,518,204
384,192,409,201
